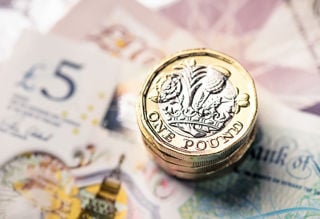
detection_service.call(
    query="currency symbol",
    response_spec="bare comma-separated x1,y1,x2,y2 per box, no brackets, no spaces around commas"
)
41,60,82,102
18,63,44,91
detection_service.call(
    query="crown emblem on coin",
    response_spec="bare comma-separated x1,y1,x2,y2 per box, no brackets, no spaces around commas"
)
149,59,250,138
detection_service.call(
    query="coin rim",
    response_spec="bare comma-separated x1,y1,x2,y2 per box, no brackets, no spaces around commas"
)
153,126,257,180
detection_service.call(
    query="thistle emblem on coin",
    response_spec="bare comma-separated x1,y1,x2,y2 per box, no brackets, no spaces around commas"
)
150,59,250,138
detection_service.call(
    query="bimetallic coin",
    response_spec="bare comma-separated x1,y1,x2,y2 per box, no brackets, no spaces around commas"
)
137,48,258,179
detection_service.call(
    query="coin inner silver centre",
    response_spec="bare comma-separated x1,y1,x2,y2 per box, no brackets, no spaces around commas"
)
151,59,238,138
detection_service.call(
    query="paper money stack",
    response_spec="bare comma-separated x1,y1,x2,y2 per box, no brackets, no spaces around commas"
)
0,0,320,218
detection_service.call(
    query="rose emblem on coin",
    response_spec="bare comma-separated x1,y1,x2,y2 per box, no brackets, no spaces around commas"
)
150,59,249,138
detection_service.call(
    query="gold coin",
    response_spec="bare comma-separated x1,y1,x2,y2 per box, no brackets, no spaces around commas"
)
141,124,253,166
146,126,256,174
154,127,256,180
137,48,258,178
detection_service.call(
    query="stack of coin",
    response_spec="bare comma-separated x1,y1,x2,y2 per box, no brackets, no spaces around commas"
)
137,48,258,180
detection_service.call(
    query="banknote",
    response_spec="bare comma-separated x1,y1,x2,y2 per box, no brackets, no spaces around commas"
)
52,0,202,66
0,30,119,167
1,87,319,218
52,0,203,138
160,0,320,115
0,2,319,218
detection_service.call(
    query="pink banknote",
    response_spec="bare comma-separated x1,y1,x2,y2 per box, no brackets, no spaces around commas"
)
52,0,202,66
161,0,320,114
